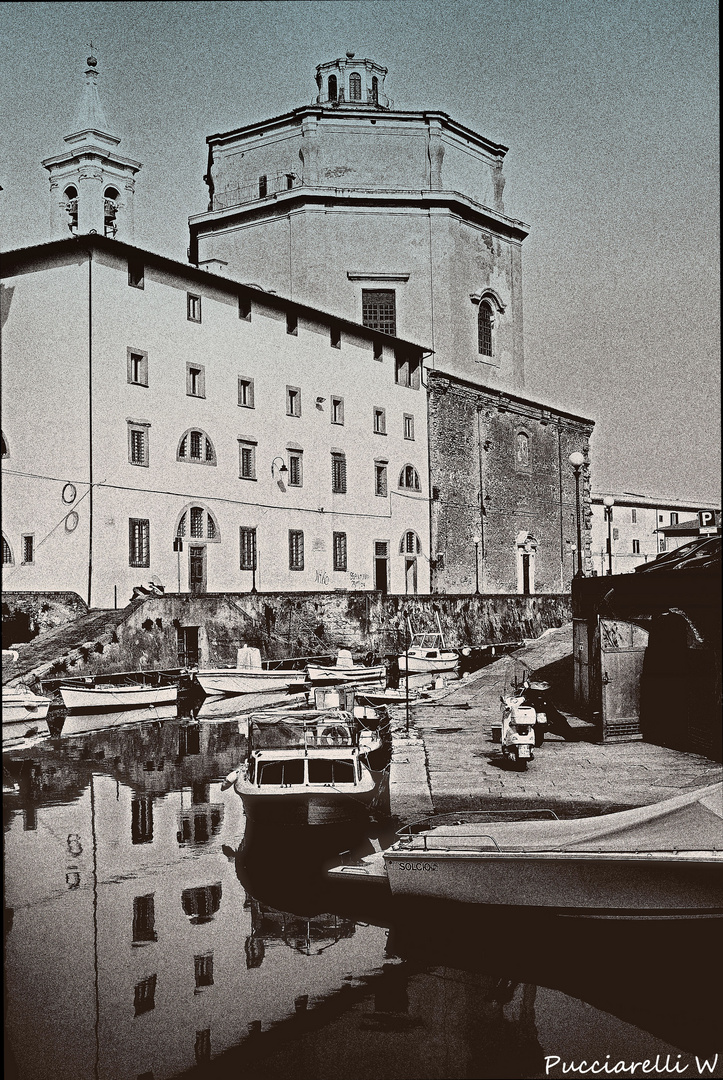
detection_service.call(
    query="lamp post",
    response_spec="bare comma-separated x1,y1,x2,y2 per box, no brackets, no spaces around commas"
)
603,495,615,575
569,452,585,577
472,535,481,594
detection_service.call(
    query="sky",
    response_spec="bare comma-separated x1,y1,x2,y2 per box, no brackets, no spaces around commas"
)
1,0,719,504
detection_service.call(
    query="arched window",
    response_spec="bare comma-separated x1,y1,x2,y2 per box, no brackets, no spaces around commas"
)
175,505,220,542
478,301,493,357
104,187,119,237
177,429,216,465
64,186,78,234
349,72,362,100
398,464,421,491
1,431,8,458
371,76,379,103
399,531,422,555
328,74,337,101
515,430,530,469
2,533,14,565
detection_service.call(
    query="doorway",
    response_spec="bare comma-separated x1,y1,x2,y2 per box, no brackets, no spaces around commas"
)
374,541,389,593
177,626,200,668
405,557,418,595
189,546,206,594
522,554,531,595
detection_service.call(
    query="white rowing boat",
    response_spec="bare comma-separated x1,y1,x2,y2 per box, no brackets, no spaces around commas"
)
59,683,178,711
306,649,385,685
196,645,307,696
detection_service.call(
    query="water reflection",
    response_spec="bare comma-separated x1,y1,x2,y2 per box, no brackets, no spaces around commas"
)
4,712,721,1080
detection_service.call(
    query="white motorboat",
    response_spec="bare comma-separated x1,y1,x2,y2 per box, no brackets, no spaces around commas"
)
398,615,459,674
229,710,385,824
59,682,178,711
60,703,178,736
196,646,307,696
2,688,52,741
330,784,723,920
306,649,385,685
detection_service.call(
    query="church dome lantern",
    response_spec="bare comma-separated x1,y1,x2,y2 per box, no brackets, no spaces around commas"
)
315,54,390,109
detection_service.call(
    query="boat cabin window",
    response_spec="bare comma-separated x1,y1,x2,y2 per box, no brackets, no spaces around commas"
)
259,760,304,786
308,759,355,785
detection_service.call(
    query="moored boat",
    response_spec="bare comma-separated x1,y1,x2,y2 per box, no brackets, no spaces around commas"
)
196,646,308,696
2,688,52,741
330,784,723,919
306,649,385,685
398,615,459,674
59,682,178,712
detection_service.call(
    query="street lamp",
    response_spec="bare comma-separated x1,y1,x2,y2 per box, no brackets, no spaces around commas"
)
603,495,615,575
472,535,481,594
569,451,585,577
271,456,288,478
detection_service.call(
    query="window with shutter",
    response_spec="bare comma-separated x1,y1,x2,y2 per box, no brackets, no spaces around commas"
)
331,452,347,493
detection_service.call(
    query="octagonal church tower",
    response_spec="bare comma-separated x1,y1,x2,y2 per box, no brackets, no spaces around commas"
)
189,53,529,391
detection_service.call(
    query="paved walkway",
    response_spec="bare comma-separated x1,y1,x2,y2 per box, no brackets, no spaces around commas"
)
389,625,722,821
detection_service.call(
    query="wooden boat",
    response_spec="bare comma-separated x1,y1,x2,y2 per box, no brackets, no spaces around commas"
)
330,784,723,920
230,710,384,824
306,649,385,685
398,615,459,674
60,702,178,736
2,688,52,741
59,682,178,712
196,646,307,696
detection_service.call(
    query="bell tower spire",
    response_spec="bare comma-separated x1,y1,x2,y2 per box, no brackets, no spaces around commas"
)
42,50,142,241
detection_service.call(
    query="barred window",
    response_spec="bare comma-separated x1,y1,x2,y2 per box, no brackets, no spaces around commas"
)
130,428,146,465
177,428,216,465
240,527,257,570
333,532,347,572
331,452,347,494
362,290,396,336
399,464,421,491
2,534,14,565
288,451,303,487
177,507,219,542
22,535,34,564
190,507,204,539
289,530,304,571
400,530,421,554
349,72,362,100
375,461,388,497
129,519,150,567
478,302,493,357
239,441,256,480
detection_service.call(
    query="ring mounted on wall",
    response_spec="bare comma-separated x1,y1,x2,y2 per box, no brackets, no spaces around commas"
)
65,511,79,532
62,483,77,504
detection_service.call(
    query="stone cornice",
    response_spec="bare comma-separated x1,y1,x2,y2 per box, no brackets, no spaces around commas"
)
427,369,595,430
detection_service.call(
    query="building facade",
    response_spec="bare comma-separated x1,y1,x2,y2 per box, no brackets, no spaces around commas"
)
590,493,721,576
189,53,529,392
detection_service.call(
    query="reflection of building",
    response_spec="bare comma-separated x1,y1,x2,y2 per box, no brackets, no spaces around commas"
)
590,491,720,575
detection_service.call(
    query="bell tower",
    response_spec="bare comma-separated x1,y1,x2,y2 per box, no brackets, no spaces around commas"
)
42,53,142,240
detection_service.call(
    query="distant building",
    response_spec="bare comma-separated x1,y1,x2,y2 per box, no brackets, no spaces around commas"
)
590,492,721,575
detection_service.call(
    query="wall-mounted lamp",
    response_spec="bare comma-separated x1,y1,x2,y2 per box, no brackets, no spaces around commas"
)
271,456,288,485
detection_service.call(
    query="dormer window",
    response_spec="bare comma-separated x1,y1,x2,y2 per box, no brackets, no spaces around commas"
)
64,186,78,234
328,74,337,101
104,187,119,237
349,72,362,101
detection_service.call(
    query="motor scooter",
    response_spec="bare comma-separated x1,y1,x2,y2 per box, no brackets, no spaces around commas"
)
519,679,551,746
499,692,536,770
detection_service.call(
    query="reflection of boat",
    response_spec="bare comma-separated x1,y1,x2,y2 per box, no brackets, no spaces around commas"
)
59,682,178,711
232,710,384,824
196,646,308,696
332,784,723,920
60,703,178,736
2,688,52,739
306,650,385,685
398,616,459,674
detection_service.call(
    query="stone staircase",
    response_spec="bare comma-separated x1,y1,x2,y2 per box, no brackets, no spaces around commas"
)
2,608,131,688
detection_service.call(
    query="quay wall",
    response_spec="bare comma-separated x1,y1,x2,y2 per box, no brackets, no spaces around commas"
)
17,591,571,681
2,591,88,649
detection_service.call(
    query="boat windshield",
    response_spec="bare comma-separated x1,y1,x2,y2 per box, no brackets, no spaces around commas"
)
249,714,355,750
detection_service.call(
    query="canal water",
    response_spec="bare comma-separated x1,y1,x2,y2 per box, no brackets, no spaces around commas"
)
3,709,722,1080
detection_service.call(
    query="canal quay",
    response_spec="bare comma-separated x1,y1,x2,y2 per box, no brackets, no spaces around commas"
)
4,625,723,1080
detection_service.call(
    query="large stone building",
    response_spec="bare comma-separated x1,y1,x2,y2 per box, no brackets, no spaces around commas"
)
2,52,596,604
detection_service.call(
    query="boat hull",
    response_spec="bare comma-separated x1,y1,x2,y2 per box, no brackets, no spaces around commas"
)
60,703,178,736
306,664,385,684
2,694,51,726
196,669,305,696
59,684,178,711
384,849,723,919
398,652,459,674
236,783,377,825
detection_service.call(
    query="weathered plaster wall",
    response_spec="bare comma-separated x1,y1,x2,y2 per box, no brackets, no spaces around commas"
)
2,591,88,647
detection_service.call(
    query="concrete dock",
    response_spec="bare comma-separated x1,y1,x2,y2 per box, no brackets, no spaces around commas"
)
388,625,722,821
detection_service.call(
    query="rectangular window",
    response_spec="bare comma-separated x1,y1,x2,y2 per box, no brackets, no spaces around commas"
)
127,348,148,387
632,539,640,554
258,175,268,198
394,349,420,389
373,407,386,434
333,532,347,572
134,975,157,1017
288,451,303,487
375,461,388,498
331,452,347,494
128,260,144,289
190,507,204,539
190,430,202,459
127,422,150,467
240,527,256,570
239,440,256,480
373,338,383,362
659,539,667,552
362,289,396,336
289,530,304,571
286,310,298,336
194,954,214,989
187,293,201,322
21,534,34,564
403,413,415,440
238,377,254,408
631,509,637,524
129,519,150,567
286,386,301,416
238,294,251,320
330,324,341,349
132,894,157,943
331,396,344,425
186,363,205,398
670,512,679,525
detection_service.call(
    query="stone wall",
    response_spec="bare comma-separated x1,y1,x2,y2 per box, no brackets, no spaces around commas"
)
2,591,88,648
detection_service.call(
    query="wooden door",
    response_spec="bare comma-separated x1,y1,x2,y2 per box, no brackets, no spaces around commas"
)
600,619,649,742
189,546,206,594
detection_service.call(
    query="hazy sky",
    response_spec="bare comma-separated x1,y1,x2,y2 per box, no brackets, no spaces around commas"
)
1,0,719,503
